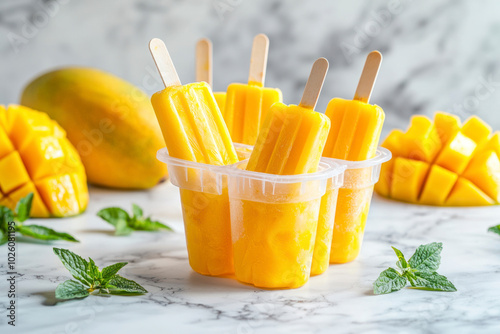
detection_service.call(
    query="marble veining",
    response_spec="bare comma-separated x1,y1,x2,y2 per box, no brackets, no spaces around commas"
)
1,0,500,135
1,183,500,333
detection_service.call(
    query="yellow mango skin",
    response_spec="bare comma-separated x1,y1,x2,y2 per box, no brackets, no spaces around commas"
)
247,103,330,175
419,165,458,205
224,83,282,145
214,92,226,115
375,129,404,197
434,132,477,174
180,188,233,276
330,186,373,263
463,150,500,202
311,187,339,275
231,197,321,289
21,67,168,189
152,82,238,166
402,116,442,162
391,157,430,203
462,116,491,145
434,111,461,144
323,98,385,161
0,105,88,217
445,177,494,206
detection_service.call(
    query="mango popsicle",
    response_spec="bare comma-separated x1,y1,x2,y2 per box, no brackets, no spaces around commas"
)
195,38,226,113
231,58,331,288
149,38,238,276
322,51,385,264
224,34,282,146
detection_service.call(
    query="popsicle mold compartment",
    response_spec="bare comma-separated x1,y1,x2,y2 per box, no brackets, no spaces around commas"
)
226,159,345,289
323,147,392,264
156,143,252,277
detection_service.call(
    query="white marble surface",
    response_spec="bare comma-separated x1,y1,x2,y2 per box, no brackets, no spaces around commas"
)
1,0,500,134
1,182,500,333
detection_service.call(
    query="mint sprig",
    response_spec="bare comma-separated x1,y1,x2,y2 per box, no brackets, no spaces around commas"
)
374,242,457,295
488,225,500,236
53,248,147,300
97,204,172,236
0,193,78,245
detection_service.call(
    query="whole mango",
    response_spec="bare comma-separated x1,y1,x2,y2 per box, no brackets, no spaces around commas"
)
21,67,167,189
0,105,88,217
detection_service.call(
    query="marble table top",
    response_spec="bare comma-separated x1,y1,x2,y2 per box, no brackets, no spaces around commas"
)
3,182,500,334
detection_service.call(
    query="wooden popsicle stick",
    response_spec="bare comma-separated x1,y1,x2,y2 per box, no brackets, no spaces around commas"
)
195,38,213,87
149,38,181,88
353,50,382,103
248,33,269,86
299,57,329,110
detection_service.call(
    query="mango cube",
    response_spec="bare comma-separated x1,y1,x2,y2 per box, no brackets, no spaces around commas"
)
419,165,458,205
434,132,476,174
35,174,80,217
391,157,429,203
480,132,500,157
0,151,30,193
461,116,491,144
463,150,500,202
434,111,461,144
0,128,14,159
9,182,49,217
375,129,404,197
402,116,442,162
445,177,494,206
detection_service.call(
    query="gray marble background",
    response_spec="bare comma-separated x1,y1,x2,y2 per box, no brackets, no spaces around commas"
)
1,0,500,135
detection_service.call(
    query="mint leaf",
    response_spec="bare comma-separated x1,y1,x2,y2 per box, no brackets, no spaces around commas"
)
373,268,407,295
15,193,33,222
130,217,173,232
132,204,143,219
87,258,101,285
375,242,456,295
101,262,128,281
0,206,14,229
408,242,442,272
17,225,79,242
97,205,172,235
392,246,408,269
0,230,7,245
409,271,457,292
55,280,89,300
114,220,134,236
53,248,93,286
97,207,130,227
107,275,147,295
488,225,500,235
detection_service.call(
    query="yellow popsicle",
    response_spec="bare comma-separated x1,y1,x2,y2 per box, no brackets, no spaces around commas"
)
224,34,282,145
149,38,237,276
322,51,385,264
233,58,330,287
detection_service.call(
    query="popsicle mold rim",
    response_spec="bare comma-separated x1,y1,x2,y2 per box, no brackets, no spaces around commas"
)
226,159,346,203
227,159,346,185
156,143,254,195
322,147,392,189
